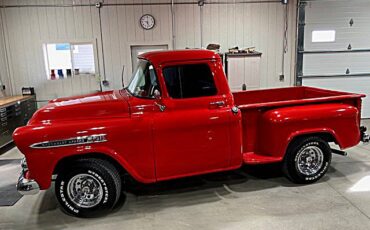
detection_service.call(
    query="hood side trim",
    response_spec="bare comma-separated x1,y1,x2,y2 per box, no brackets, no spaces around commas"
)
30,134,107,149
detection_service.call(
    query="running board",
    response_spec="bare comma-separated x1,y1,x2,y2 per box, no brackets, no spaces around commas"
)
331,148,348,156
243,152,283,165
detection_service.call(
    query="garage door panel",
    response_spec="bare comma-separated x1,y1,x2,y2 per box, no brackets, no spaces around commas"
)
305,1,370,23
303,53,370,75
304,26,370,50
304,0,370,51
303,77,370,118
306,10,370,23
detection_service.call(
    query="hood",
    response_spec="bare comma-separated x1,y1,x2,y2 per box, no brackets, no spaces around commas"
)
29,90,130,124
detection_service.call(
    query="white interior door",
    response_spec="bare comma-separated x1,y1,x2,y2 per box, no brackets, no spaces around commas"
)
131,45,168,71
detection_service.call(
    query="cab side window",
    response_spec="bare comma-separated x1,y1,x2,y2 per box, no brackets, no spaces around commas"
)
162,64,217,99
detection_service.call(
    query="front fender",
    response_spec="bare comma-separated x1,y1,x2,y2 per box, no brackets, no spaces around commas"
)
23,143,157,190
14,118,156,190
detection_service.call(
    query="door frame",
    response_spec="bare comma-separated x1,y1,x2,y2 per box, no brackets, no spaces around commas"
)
130,44,169,71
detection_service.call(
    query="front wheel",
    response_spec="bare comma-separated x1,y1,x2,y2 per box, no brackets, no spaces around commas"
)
283,136,332,184
55,158,122,217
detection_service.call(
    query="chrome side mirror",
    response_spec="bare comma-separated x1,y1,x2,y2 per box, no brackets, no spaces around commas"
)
153,89,166,112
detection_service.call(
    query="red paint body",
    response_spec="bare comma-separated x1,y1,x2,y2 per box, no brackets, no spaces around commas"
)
13,50,365,190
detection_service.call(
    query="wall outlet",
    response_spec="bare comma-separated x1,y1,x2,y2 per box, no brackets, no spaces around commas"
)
102,80,110,86
279,74,285,81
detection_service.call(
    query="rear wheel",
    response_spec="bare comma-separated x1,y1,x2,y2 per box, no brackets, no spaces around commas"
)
55,158,122,217
283,136,332,184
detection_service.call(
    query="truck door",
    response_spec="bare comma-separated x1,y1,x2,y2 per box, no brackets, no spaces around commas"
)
153,61,233,180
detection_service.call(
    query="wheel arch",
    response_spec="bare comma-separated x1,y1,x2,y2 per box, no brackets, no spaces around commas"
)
53,152,128,179
285,130,340,155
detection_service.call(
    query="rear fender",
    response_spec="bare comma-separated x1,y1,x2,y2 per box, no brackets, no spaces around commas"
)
256,103,360,159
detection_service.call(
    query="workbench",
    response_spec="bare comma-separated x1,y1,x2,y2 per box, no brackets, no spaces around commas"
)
0,95,37,148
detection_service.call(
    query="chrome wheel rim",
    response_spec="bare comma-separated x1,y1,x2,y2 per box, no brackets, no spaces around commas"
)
296,146,324,176
66,173,103,208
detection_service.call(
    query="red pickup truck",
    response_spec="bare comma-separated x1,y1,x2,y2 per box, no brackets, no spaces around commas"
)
14,50,369,217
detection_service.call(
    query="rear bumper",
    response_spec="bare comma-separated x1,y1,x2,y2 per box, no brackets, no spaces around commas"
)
361,126,370,143
16,158,40,195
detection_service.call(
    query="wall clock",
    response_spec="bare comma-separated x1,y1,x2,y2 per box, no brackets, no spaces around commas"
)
140,14,155,30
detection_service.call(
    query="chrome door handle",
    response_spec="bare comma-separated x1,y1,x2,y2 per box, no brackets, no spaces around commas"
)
154,102,166,112
209,101,225,107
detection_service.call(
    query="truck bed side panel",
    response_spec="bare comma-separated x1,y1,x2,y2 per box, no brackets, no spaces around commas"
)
248,103,360,160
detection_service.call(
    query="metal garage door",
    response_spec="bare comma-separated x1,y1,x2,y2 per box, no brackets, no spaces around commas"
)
297,0,370,118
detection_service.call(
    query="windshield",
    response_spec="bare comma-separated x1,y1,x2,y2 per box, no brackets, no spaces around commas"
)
127,60,160,98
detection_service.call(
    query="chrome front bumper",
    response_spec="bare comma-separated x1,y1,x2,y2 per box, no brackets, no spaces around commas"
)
361,126,370,143
17,158,40,195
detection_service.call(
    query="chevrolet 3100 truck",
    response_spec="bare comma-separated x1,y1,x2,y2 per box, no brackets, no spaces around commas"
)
14,50,369,217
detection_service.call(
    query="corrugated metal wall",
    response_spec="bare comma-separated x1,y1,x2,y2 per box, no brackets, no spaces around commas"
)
0,0,297,104
100,0,173,90
0,4,10,97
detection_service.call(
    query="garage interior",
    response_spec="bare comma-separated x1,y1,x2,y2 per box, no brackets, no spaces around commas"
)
0,0,370,229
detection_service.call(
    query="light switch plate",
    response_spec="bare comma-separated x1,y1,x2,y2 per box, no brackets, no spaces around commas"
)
279,74,285,81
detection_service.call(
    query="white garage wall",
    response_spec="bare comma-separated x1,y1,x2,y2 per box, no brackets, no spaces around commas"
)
0,0,297,104
0,0,102,104
200,1,296,88
0,5,10,97
100,0,173,90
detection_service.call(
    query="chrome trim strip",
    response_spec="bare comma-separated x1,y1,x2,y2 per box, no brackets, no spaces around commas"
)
29,134,107,149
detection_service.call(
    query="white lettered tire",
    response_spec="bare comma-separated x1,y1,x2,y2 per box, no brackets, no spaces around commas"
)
283,136,332,184
55,158,122,217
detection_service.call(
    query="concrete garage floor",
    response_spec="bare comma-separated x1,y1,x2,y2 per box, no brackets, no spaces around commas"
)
1,120,370,230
